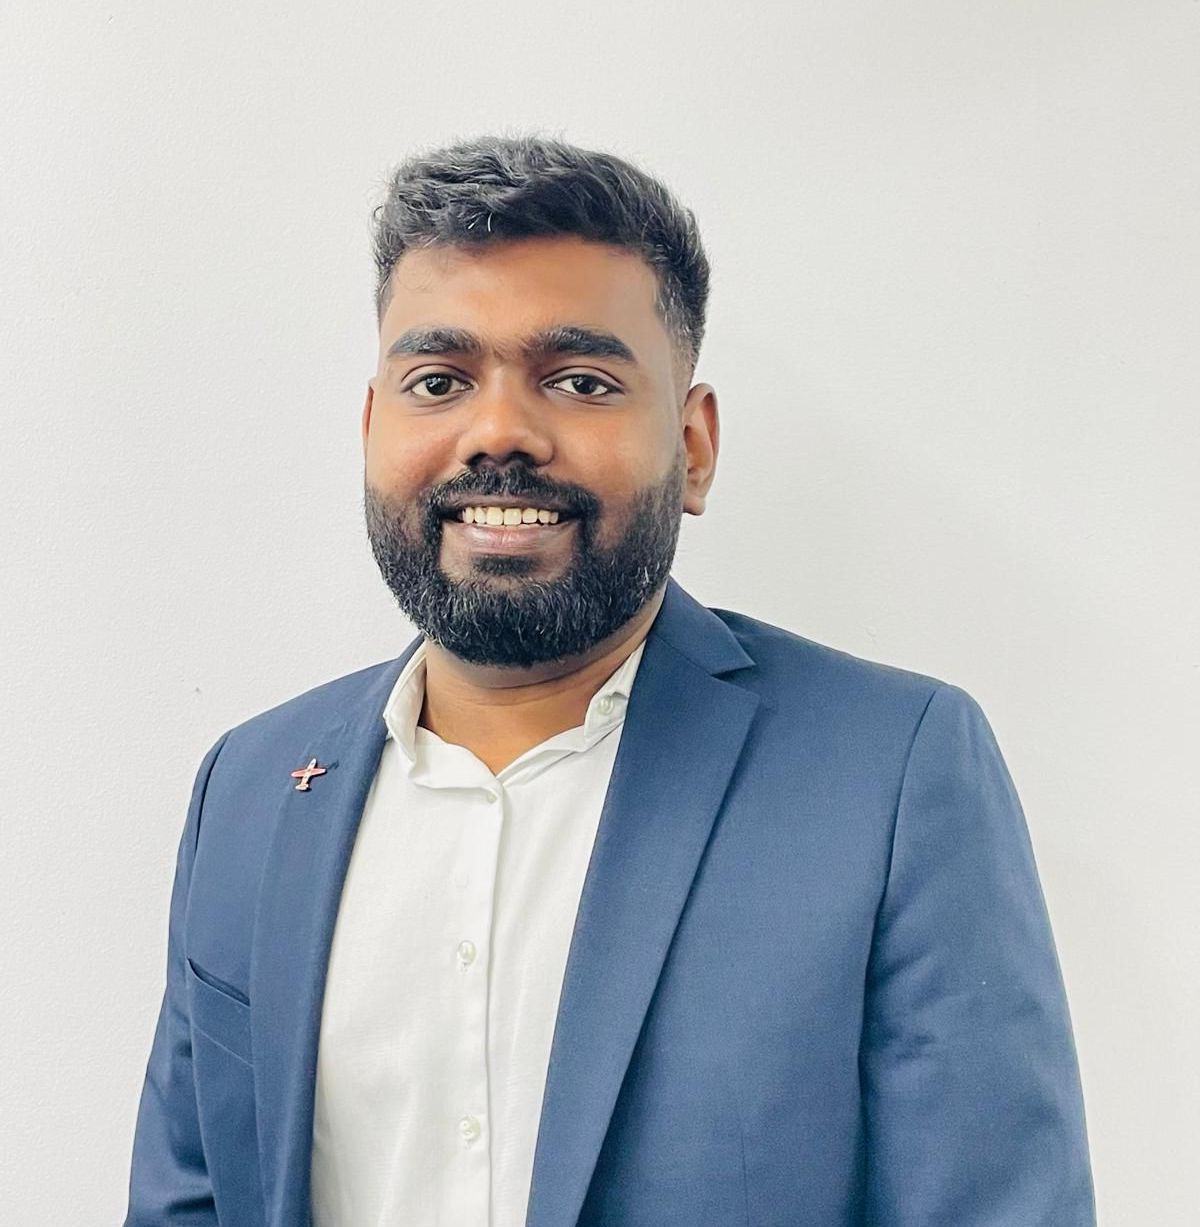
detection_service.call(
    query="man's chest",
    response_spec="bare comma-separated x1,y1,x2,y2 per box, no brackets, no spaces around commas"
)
309,738,616,1226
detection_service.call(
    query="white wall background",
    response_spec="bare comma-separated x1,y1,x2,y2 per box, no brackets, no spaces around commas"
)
1,1,1196,1221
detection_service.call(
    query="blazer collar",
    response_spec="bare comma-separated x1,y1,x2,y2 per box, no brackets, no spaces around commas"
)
249,576,759,1227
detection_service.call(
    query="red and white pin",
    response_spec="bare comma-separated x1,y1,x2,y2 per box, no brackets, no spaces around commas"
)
290,757,328,791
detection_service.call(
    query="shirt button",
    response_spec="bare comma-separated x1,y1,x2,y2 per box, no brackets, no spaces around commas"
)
597,695,614,715
458,1114,481,1143
483,787,499,803
456,939,476,967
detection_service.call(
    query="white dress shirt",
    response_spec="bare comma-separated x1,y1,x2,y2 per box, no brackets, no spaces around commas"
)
310,635,647,1227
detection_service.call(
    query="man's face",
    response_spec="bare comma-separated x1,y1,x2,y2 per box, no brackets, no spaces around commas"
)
362,234,715,667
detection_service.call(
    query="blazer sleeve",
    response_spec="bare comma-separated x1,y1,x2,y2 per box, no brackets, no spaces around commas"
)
124,731,230,1227
860,684,1096,1225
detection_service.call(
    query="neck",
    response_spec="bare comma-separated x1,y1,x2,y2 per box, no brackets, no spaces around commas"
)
417,585,666,772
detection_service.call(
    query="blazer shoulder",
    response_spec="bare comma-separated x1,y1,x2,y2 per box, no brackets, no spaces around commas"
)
708,604,964,723
216,655,404,759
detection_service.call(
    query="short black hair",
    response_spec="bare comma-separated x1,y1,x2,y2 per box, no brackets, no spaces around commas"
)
371,133,711,376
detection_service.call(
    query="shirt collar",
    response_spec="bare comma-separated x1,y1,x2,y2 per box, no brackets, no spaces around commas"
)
382,635,647,767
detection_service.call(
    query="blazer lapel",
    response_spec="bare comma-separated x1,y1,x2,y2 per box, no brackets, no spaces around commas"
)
249,644,417,1227
525,579,760,1227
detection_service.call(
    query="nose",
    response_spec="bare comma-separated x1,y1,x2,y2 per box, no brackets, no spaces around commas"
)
453,374,554,471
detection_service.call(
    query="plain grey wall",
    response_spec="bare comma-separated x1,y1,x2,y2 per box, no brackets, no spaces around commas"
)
2,2,1197,1221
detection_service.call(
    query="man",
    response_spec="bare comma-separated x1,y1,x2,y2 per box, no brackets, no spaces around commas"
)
125,135,1095,1226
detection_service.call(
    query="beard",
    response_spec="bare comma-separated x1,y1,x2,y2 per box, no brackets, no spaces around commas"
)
364,448,686,667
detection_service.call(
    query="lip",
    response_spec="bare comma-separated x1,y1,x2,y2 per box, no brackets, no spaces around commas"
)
443,517,576,555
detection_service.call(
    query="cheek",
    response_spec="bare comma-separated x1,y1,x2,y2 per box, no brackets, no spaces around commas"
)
366,446,416,493
604,411,678,475
365,418,442,494
590,435,671,506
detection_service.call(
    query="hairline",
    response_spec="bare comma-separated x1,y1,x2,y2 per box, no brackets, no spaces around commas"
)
375,236,695,383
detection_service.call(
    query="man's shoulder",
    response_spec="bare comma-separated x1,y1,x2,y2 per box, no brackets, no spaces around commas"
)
707,603,970,729
214,653,406,758
711,606,991,770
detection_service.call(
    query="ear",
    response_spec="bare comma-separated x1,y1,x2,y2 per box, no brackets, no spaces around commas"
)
681,383,719,516
361,381,375,458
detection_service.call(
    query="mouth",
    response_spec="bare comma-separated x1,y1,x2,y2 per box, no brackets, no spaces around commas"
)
440,503,577,525
440,503,579,555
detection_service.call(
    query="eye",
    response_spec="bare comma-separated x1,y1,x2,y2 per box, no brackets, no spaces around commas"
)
405,373,470,399
546,373,619,399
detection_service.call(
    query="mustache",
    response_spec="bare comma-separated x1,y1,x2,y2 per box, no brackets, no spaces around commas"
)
427,468,601,519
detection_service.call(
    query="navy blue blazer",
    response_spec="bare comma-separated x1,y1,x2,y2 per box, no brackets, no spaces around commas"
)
126,577,1095,1225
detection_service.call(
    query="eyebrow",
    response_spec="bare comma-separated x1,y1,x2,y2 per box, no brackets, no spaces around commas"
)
384,323,638,367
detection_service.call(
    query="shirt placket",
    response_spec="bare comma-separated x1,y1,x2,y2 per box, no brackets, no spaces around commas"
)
445,777,505,1225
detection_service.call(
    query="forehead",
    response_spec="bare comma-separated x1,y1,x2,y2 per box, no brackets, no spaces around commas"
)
379,235,666,356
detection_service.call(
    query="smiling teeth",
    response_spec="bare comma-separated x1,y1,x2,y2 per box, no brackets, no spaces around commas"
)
459,507,562,525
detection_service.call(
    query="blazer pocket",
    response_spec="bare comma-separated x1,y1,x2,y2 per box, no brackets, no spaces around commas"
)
186,956,252,1065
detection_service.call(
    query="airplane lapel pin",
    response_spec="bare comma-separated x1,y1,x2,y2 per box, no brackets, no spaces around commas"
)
289,757,328,791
